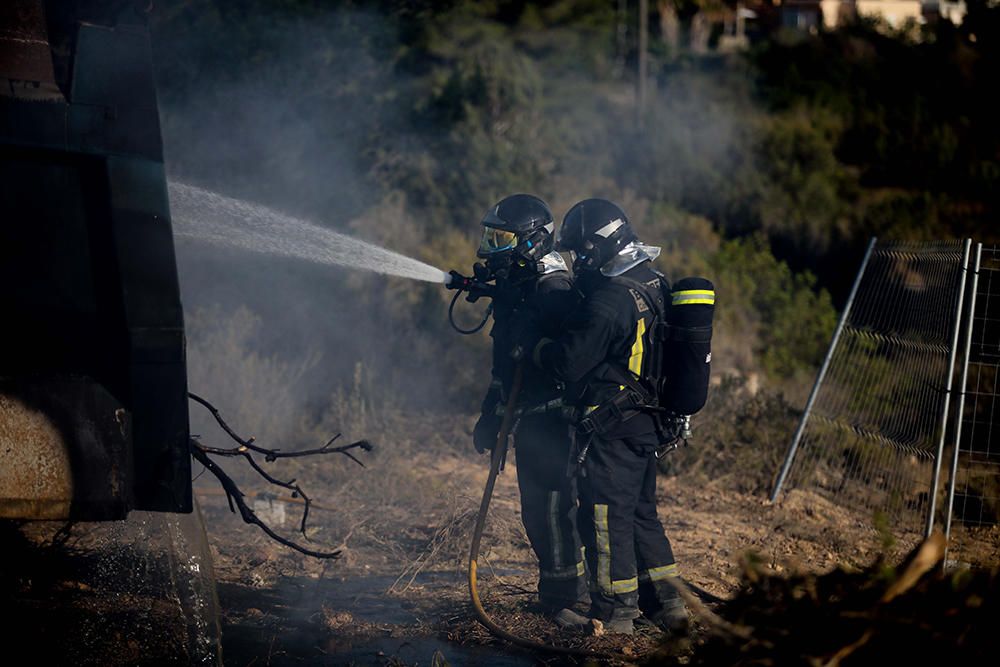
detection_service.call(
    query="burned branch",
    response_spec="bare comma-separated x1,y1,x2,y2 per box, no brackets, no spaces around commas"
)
190,443,340,558
189,392,372,559
188,391,372,465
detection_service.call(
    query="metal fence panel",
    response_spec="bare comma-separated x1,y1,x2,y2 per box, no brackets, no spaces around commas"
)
945,245,1000,566
772,239,969,545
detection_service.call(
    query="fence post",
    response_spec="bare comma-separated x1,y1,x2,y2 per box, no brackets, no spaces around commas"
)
943,242,982,552
770,237,877,502
926,239,972,537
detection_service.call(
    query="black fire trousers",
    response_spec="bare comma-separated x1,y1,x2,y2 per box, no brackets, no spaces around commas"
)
576,431,681,621
514,413,586,609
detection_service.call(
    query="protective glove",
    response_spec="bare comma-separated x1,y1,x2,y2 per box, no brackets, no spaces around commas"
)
473,412,502,454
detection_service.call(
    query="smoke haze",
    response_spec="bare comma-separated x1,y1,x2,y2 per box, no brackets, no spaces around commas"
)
151,3,752,447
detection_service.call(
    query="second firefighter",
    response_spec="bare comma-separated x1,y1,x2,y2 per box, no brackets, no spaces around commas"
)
527,198,690,635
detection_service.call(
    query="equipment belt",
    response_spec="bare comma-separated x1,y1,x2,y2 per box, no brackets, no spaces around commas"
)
495,397,565,418
575,388,650,436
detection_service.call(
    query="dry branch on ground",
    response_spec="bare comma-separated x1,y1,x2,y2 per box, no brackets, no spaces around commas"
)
653,534,999,666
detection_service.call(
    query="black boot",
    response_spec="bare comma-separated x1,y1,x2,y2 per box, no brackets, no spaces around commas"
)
647,597,687,633
553,608,591,630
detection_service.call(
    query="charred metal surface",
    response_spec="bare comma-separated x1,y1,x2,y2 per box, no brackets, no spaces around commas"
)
0,0,191,516
0,377,130,520
0,394,74,519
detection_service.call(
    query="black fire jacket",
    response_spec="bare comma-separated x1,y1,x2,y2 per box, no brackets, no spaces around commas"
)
480,270,579,418
532,261,667,438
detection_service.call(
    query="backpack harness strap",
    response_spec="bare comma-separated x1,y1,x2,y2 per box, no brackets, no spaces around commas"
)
574,274,668,437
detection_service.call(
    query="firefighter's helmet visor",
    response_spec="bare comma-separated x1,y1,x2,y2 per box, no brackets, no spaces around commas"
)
479,227,518,254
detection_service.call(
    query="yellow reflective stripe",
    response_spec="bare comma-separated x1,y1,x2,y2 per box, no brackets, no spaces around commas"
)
540,561,585,580
595,504,611,595
548,491,563,571
612,577,639,594
628,318,646,376
640,563,679,582
672,289,715,305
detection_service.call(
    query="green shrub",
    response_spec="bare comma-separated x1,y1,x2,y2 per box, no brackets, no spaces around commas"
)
709,234,837,381
659,376,799,494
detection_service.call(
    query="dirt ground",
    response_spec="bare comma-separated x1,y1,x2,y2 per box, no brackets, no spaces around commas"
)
189,430,901,667
6,408,969,666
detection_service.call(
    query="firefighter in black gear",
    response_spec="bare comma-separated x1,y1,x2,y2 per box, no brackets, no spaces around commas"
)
527,198,686,635
472,194,587,612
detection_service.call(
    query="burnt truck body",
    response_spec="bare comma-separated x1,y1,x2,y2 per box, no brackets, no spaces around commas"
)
0,0,191,519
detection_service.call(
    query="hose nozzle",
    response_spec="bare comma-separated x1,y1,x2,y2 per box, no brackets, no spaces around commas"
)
446,266,495,301
446,270,473,291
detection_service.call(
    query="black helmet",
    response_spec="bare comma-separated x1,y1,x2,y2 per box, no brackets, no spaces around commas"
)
557,198,637,273
477,194,555,274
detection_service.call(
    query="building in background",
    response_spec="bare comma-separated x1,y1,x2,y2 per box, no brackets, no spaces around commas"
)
778,0,967,33
853,1,924,28
924,1,968,25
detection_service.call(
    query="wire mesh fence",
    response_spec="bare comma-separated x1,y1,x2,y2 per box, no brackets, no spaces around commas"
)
945,245,1000,566
772,239,970,546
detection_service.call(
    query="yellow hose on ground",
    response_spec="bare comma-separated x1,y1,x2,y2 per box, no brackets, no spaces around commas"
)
467,363,610,660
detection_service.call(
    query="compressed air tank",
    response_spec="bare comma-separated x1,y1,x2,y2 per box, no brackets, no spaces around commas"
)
659,277,715,416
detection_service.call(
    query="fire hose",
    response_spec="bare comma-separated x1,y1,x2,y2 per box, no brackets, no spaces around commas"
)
467,363,613,659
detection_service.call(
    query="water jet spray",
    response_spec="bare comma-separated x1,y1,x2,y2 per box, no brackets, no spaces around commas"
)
169,183,510,336
170,183,450,285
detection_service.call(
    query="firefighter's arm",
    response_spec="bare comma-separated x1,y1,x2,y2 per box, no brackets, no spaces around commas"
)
477,327,506,453
532,295,621,383
532,279,578,333
515,275,576,354
529,273,575,318
474,377,503,454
